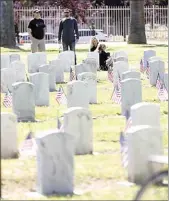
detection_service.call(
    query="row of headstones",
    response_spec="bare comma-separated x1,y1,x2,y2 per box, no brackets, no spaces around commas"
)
4,71,96,121
1,105,93,195
1,52,99,93
125,102,164,185
1,101,164,194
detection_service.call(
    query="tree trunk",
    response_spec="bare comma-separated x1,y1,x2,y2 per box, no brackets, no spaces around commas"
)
0,0,16,47
128,0,147,44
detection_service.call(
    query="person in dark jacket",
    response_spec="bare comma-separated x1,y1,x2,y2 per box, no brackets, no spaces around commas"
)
58,9,79,64
98,44,110,71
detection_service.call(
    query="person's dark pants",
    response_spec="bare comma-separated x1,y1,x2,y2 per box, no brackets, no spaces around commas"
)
62,41,77,65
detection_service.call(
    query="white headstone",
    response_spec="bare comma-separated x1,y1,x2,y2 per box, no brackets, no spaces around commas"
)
121,78,142,116
149,60,165,86
9,54,20,63
28,52,47,73
87,52,100,70
164,73,168,92
77,72,97,104
11,61,26,82
63,107,93,155
148,56,162,62
143,50,156,68
83,58,97,74
113,61,129,87
75,63,84,78
1,67,16,92
127,125,163,184
1,54,10,69
114,56,128,63
12,82,35,122
58,51,75,72
1,112,18,159
122,71,141,80
67,80,89,108
131,102,160,127
113,51,128,59
39,64,57,92
50,59,64,83
36,130,75,195
30,73,49,106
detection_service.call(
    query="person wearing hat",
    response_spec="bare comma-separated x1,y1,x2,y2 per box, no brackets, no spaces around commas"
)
58,9,79,64
28,9,46,53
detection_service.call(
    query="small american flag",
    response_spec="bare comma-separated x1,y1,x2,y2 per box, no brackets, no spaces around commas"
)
19,132,36,157
3,90,12,108
158,84,168,101
120,132,128,168
112,77,121,104
108,70,113,82
124,117,132,133
70,67,76,81
140,59,144,74
56,86,67,105
156,74,161,89
146,61,150,78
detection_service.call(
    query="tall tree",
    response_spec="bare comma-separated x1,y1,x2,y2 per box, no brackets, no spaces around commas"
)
128,0,147,44
0,0,16,47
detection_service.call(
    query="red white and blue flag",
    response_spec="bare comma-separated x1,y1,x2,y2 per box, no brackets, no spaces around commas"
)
3,90,12,108
56,86,67,105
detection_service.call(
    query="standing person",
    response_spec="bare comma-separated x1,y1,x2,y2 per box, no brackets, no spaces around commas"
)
28,9,46,53
58,9,79,65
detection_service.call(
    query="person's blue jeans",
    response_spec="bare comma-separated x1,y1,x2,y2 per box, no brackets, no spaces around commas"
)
62,41,77,65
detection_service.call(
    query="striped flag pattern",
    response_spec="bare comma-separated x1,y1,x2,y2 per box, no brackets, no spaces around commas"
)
120,132,128,168
108,70,113,82
19,132,36,157
156,74,168,101
3,90,12,108
124,117,132,133
140,59,144,74
112,76,121,104
70,67,76,81
56,86,67,105
146,61,150,78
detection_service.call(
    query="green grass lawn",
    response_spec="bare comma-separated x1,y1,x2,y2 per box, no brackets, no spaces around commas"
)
1,44,168,200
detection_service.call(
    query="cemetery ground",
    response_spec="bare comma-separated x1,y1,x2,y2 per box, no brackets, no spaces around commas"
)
1,43,168,200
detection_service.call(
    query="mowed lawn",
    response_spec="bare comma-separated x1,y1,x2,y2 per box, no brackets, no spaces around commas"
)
1,44,168,200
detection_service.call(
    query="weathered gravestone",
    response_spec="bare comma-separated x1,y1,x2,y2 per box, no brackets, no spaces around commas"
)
114,56,128,63
78,72,97,104
113,61,129,87
1,112,18,159
83,57,97,74
143,50,156,68
127,125,163,185
11,61,26,82
30,72,49,106
131,102,160,127
12,82,35,122
149,60,165,86
75,63,85,78
164,73,168,92
113,50,128,59
67,80,89,108
1,67,16,92
58,51,75,72
36,130,75,195
28,52,47,73
63,107,93,155
148,56,162,63
87,52,100,70
38,64,57,92
122,71,141,80
1,54,10,69
9,54,20,63
121,78,142,116
50,59,64,83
